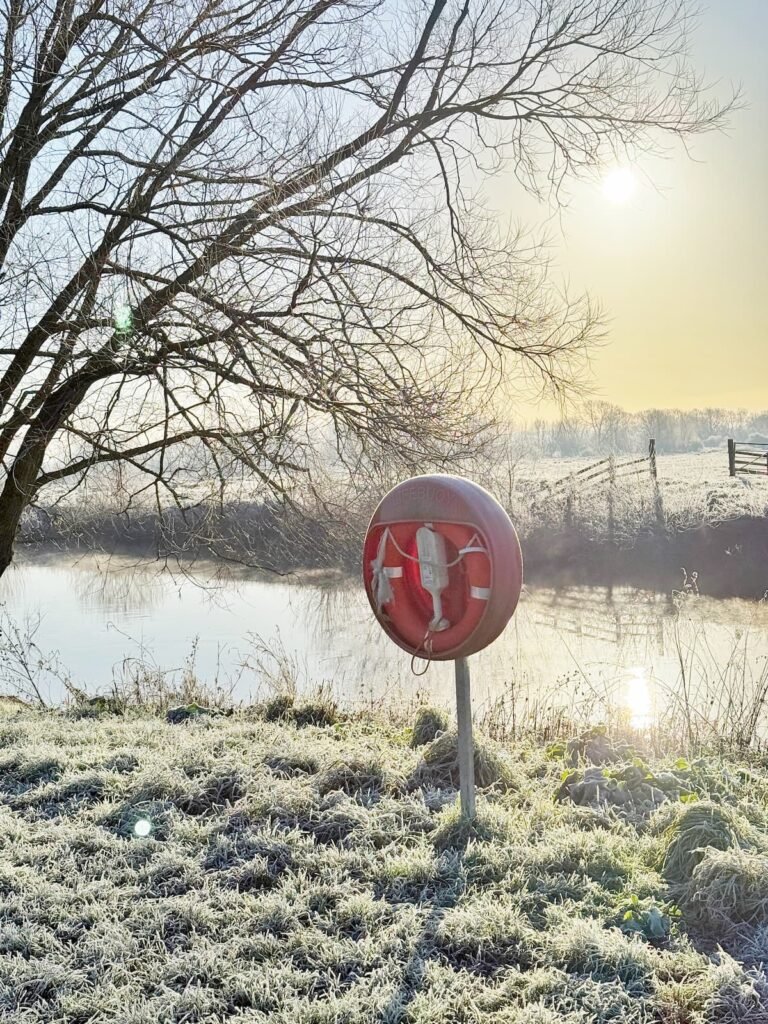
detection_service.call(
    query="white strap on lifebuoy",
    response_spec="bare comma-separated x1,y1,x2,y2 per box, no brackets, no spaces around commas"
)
370,528,395,610
470,586,491,600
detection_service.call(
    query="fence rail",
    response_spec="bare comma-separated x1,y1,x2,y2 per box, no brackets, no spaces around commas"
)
545,440,658,494
728,439,768,477
542,439,664,533
535,438,768,534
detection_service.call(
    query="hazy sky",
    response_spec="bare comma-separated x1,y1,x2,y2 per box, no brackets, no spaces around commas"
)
486,1,767,415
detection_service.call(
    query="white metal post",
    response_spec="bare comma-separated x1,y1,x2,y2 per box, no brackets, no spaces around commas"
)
454,656,476,820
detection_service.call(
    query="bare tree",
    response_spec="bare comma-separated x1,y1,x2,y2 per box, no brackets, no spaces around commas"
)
584,400,630,452
0,0,731,575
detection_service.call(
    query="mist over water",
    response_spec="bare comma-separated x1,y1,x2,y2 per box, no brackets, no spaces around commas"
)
2,554,768,736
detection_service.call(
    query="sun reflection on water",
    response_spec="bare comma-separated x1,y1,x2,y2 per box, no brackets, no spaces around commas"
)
625,666,654,730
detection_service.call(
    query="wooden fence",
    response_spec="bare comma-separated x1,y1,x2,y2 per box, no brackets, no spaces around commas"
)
543,439,664,530
728,439,768,477
545,440,658,494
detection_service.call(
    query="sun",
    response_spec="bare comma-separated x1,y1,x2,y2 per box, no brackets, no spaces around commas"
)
602,167,637,204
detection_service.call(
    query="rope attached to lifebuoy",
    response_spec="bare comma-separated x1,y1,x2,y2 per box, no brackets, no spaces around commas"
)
369,525,488,614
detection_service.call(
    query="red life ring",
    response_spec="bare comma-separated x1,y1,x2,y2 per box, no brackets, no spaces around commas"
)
362,476,523,660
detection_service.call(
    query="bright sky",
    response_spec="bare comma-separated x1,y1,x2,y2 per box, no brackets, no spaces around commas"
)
486,1,767,414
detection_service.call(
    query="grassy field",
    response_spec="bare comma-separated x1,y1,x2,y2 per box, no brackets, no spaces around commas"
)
1,706,767,1022
502,450,768,541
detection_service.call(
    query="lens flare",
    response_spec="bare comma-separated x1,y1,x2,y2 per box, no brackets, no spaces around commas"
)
133,817,152,837
114,303,133,333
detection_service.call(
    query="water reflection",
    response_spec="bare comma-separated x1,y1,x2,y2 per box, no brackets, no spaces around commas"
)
1,555,767,737
71,559,166,616
530,586,669,652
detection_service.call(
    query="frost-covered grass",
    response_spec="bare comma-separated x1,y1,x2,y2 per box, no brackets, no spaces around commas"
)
501,450,768,543
0,710,767,1022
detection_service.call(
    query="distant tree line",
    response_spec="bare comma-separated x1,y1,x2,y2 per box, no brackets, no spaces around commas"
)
519,403,768,457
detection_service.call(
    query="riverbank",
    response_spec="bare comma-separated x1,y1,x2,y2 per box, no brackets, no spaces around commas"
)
0,708,766,1021
17,511,768,598
19,451,768,598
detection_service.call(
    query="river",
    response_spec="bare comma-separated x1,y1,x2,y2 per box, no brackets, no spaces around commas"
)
1,553,767,737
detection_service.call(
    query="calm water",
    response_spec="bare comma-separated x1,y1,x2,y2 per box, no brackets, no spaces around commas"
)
2,554,768,730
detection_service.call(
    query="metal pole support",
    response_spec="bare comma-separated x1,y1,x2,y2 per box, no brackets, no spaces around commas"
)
454,656,476,820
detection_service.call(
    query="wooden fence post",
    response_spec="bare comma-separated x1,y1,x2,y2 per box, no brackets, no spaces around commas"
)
728,439,736,477
649,438,664,528
608,454,616,545
564,480,574,528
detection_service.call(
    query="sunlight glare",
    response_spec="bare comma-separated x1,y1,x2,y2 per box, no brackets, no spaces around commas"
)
625,666,654,731
602,168,637,204
133,817,152,837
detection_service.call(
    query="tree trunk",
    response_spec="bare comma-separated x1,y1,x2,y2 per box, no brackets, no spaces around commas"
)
0,478,31,578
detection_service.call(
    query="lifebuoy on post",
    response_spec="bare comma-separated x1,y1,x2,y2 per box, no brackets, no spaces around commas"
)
362,475,523,660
